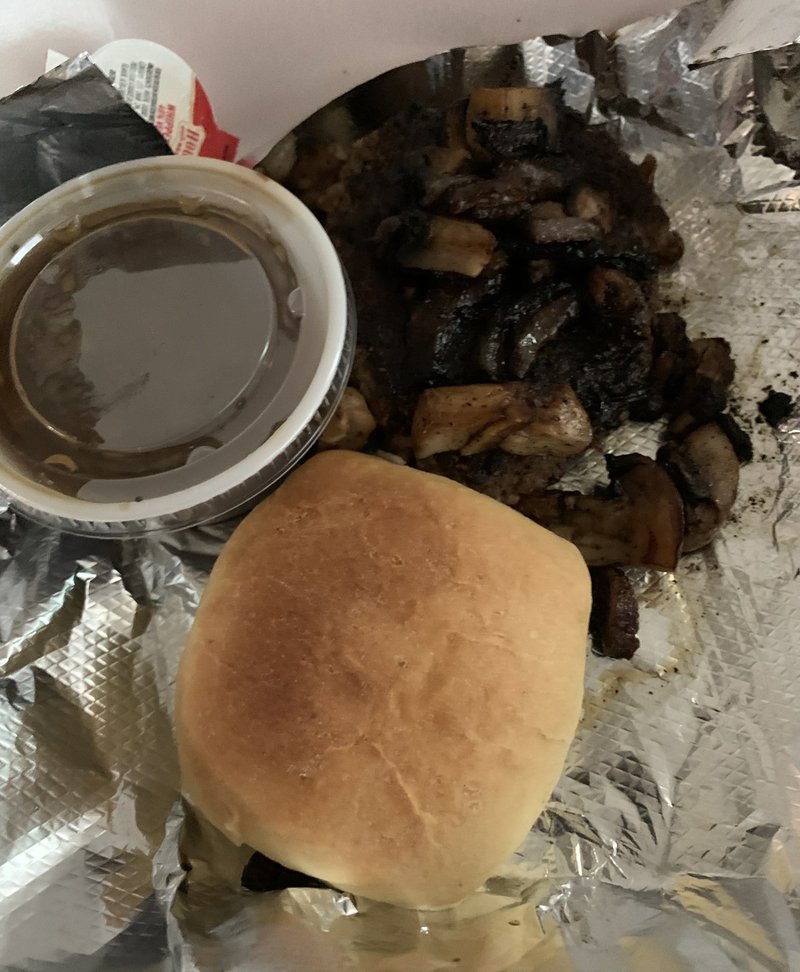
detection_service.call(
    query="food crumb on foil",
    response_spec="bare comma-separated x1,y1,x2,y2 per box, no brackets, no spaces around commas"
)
1,0,800,969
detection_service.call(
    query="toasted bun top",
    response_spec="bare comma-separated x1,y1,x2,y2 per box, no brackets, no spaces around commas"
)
176,450,590,908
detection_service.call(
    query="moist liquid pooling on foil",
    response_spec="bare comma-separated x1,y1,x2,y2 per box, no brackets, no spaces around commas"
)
0,0,798,969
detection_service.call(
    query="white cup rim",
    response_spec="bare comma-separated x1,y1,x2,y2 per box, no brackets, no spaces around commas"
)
0,157,349,528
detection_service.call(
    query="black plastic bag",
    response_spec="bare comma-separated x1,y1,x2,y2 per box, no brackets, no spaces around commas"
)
0,55,171,225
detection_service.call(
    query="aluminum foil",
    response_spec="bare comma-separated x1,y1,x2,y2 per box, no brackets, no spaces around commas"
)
754,46,800,170
2,2,799,969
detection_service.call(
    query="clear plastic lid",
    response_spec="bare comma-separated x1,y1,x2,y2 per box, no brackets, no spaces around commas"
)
0,158,353,535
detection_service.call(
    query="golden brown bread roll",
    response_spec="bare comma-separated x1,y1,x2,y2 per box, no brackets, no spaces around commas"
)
176,450,590,909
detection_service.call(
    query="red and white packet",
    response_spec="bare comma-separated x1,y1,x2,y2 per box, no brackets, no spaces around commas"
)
47,39,241,163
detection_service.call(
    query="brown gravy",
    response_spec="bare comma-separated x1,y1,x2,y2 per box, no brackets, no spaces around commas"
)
0,201,301,502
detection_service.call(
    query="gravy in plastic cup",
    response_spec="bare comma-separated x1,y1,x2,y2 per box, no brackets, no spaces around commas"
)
0,158,354,535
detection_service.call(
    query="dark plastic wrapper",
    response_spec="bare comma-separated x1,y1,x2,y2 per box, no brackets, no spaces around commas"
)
0,56,171,226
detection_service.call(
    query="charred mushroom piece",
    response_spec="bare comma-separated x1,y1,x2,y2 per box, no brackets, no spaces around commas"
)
517,454,685,570
692,337,736,385
426,145,472,176
378,212,497,277
528,259,556,283
437,162,564,220
407,258,506,385
478,318,508,381
418,449,569,505
589,567,640,659
349,346,415,433
434,162,564,220
466,86,560,160
524,239,658,281
335,239,416,430
658,422,740,553
665,337,736,431
652,313,691,358
411,382,592,460
645,223,684,267
588,266,648,320
440,176,543,221
630,312,692,421
638,154,657,186
524,270,654,431
510,293,579,379
496,160,566,196
319,387,377,451
478,283,574,382
567,186,614,233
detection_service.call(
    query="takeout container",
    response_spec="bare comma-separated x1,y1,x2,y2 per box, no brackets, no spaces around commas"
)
0,156,354,536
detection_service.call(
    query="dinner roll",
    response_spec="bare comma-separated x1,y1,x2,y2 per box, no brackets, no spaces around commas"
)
176,450,590,908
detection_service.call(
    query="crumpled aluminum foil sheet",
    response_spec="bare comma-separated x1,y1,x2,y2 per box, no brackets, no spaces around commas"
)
1,2,799,969
754,46,800,171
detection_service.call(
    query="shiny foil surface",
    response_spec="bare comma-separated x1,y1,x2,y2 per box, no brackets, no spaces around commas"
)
1,2,799,969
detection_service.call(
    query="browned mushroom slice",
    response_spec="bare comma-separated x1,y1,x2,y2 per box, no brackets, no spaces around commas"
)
528,259,556,283
530,201,567,219
421,173,475,208
529,215,601,244
589,567,640,659
500,385,592,457
441,176,545,221
427,145,472,176
437,162,564,220
715,413,753,463
388,214,497,277
412,384,522,459
510,294,579,379
645,222,684,266
658,422,740,553
680,336,735,397
666,410,754,459
567,186,614,233
694,337,736,382
517,454,685,570
319,388,377,451
411,382,591,461
466,86,560,160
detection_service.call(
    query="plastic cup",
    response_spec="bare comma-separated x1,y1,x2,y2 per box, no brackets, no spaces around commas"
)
0,156,354,536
